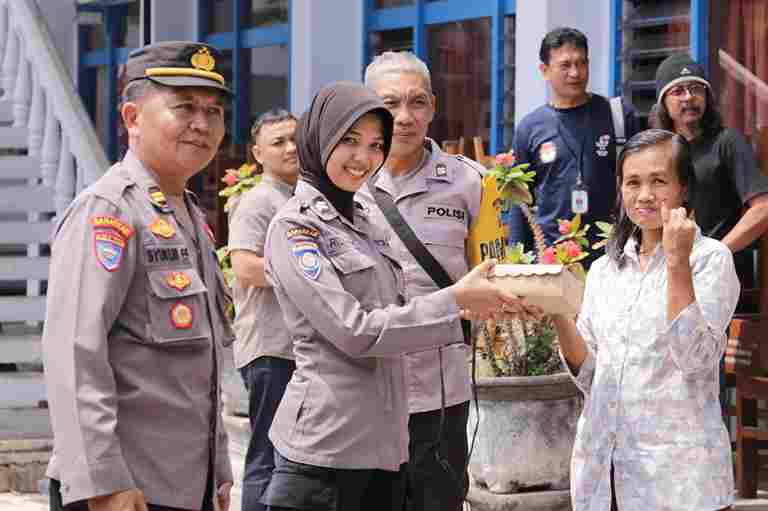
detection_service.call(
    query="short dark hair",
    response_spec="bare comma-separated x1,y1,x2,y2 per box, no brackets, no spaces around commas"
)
249,108,296,143
539,27,589,64
607,129,697,268
649,88,723,139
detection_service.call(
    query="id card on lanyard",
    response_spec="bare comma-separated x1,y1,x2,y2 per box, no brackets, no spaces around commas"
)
549,101,591,214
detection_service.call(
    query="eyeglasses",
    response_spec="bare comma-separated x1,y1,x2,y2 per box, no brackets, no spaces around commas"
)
667,83,707,98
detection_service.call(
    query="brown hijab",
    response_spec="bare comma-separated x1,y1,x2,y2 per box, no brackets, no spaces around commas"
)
295,81,393,221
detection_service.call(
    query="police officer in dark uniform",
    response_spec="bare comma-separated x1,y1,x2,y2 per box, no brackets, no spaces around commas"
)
43,41,235,511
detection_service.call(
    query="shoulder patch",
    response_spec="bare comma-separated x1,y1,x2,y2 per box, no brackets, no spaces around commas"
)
453,154,486,177
292,240,322,280
286,226,320,240
93,230,127,271
91,215,135,239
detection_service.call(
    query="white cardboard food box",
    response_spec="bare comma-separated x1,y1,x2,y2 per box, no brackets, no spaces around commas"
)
490,264,585,315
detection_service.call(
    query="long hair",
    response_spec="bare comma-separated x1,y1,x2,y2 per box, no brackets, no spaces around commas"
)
649,88,723,139
607,129,697,268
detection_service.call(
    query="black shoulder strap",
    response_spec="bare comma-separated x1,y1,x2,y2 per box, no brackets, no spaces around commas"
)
370,179,472,344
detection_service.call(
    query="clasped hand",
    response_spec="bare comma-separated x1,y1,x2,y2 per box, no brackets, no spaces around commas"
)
453,259,543,321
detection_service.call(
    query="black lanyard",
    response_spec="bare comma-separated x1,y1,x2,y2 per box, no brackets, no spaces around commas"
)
548,98,592,185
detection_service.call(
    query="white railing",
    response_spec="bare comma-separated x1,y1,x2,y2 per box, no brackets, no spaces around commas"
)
0,0,108,216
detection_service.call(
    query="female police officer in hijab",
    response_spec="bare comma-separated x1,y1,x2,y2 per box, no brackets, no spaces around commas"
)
260,82,521,510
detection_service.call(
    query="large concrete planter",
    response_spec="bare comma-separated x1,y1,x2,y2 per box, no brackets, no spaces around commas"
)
467,373,581,509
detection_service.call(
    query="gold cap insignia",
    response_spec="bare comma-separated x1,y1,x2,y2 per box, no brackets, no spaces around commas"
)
191,47,216,72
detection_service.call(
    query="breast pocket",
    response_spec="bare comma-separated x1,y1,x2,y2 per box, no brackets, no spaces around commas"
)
328,249,381,309
420,228,467,281
146,268,212,346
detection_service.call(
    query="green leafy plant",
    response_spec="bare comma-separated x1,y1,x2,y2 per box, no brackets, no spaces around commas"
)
219,162,262,213
475,151,610,377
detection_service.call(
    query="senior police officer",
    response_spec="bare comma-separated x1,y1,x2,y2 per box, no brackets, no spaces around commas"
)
359,51,485,511
42,41,235,511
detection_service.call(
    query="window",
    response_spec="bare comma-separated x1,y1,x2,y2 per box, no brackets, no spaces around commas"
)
365,0,516,157
614,0,692,122
77,0,150,163
201,0,291,150
198,0,291,243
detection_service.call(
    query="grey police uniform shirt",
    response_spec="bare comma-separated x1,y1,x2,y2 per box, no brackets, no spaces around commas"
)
228,175,295,368
42,150,235,508
357,138,483,414
264,181,465,471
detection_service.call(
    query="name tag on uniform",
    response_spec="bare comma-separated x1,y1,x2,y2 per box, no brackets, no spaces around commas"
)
424,204,467,224
144,244,192,266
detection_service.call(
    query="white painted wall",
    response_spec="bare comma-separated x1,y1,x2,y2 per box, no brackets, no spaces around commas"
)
151,0,198,42
514,0,613,123
290,0,364,114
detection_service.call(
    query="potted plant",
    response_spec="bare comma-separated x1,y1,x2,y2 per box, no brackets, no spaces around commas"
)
466,153,611,511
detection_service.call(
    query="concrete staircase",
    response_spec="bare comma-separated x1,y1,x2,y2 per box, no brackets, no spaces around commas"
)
0,100,53,492
0,0,108,494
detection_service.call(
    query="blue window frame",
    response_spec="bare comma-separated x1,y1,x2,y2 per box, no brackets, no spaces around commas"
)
197,0,291,147
78,0,148,162
364,0,516,155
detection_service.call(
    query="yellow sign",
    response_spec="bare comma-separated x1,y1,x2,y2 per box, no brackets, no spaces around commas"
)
467,173,508,267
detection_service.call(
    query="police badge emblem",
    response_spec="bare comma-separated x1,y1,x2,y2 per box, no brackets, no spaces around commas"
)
94,230,126,272
170,302,194,329
292,240,322,280
166,271,192,291
150,217,176,239
539,141,557,164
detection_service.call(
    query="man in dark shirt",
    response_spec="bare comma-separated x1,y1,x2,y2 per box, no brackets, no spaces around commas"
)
510,27,639,266
651,54,768,288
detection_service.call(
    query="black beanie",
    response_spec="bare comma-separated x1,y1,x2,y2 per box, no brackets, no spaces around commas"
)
655,54,711,104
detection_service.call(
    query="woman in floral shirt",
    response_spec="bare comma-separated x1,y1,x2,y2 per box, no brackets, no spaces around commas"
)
553,129,740,511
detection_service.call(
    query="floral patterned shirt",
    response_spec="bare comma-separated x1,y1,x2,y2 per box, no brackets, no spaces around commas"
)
562,230,740,511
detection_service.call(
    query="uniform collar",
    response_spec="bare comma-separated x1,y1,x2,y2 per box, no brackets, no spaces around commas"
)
261,173,296,195
120,150,199,214
373,138,453,200
295,181,367,233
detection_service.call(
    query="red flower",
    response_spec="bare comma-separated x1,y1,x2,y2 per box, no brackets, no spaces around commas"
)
222,172,238,186
495,152,516,167
558,220,572,235
563,240,582,259
542,246,557,264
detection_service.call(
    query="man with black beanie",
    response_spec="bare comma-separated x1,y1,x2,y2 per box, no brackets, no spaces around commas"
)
651,53,768,292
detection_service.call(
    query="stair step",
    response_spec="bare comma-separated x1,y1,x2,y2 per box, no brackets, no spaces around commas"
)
1,221,52,244
0,334,42,365
0,411,51,446
0,126,28,149
0,101,12,123
0,297,45,323
0,155,43,179
0,372,46,409
0,186,55,213
0,257,50,280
